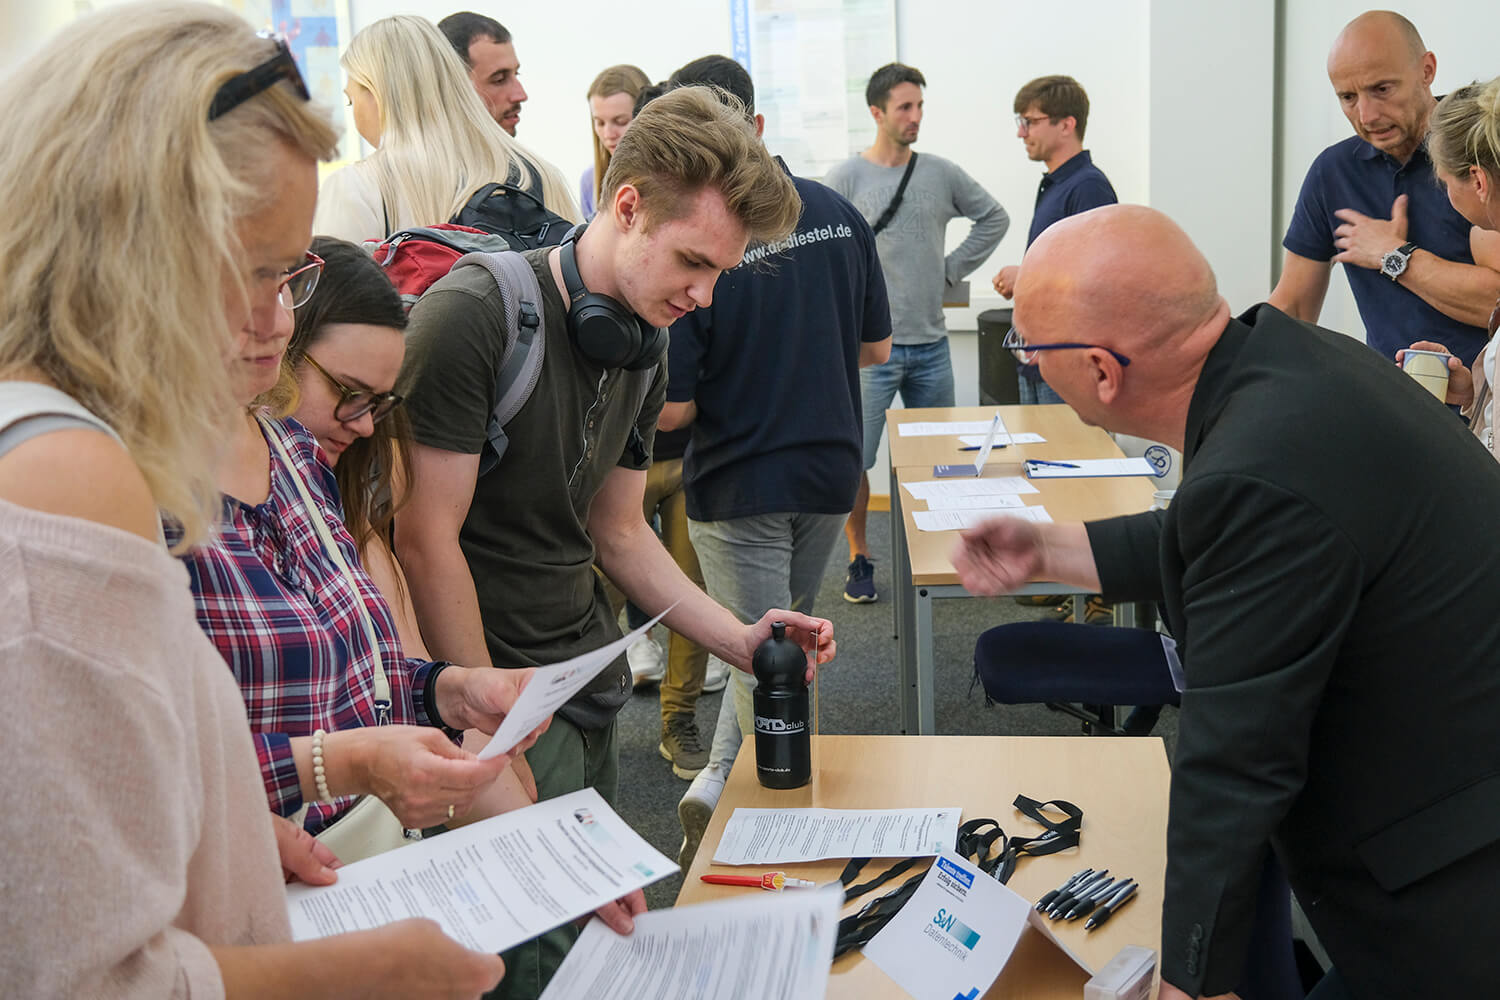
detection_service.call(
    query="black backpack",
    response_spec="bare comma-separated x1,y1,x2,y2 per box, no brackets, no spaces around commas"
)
449,161,571,250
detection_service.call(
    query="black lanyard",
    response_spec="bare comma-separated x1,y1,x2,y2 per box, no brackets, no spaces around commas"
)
830,795,1083,957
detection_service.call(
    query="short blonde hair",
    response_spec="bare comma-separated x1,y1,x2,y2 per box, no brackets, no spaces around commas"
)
602,86,800,244
1430,77,1500,187
586,64,651,208
0,1,337,548
343,15,579,227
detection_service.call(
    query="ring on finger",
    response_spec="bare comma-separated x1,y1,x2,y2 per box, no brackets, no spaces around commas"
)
448,804,456,821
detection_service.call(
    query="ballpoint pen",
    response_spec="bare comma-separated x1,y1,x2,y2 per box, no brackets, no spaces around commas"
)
1064,877,1123,920
1035,867,1093,912
1047,869,1109,917
1085,881,1139,929
1026,459,1080,469
959,444,1008,451
700,872,816,891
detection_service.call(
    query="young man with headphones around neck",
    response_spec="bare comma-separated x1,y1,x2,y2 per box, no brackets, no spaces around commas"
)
393,87,832,999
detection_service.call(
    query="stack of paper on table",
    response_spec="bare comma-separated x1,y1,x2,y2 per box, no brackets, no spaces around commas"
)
902,478,1049,531
913,507,1053,531
713,806,962,865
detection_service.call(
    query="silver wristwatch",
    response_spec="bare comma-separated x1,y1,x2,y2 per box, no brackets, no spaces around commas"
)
1380,241,1417,282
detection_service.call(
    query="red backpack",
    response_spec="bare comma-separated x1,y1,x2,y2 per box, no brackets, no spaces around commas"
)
368,224,513,313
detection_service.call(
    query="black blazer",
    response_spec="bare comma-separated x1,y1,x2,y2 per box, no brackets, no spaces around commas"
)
1088,306,1500,997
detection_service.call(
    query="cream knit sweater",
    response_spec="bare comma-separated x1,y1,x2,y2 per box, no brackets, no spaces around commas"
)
0,499,290,998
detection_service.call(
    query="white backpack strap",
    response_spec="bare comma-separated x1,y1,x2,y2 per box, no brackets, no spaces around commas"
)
451,251,548,476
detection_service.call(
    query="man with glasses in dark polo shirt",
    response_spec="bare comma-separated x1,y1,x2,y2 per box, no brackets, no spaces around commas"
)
1269,10,1500,365
990,75,1117,407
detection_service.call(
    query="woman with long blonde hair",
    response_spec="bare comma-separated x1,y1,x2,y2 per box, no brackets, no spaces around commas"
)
580,64,650,219
314,14,578,241
0,4,508,995
1398,78,1500,460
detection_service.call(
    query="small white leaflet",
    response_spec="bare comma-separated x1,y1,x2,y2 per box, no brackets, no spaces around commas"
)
914,507,1053,532
478,602,677,759
903,477,1039,500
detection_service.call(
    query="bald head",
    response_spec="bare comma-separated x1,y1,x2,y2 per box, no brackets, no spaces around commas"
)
1326,11,1436,160
1017,205,1221,355
1331,11,1426,66
1012,206,1227,443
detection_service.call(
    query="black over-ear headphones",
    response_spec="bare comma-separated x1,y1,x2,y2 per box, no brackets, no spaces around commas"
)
558,224,667,370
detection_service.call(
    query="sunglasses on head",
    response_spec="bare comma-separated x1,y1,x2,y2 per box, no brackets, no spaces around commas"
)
208,31,310,121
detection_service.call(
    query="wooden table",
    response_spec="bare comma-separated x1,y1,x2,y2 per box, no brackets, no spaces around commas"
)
885,407,1158,734
677,735,1168,999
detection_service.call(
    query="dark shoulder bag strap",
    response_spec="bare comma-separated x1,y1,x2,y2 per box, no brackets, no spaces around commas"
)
870,152,918,235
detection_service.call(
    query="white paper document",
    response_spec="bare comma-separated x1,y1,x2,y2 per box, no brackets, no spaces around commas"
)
926,494,1025,511
539,884,843,1000
863,852,1089,1000
903,477,1039,501
898,420,997,437
1025,457,1156,479
713,806,962,866
934,414,1008,478
959,432,1045,446
914,507,1053,532
478,604,674,759
285,789,675,953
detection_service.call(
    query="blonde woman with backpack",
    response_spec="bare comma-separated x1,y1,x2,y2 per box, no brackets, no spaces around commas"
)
314,14,578,242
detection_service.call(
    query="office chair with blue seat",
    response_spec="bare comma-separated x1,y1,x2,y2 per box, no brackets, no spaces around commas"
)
972,620,1180,735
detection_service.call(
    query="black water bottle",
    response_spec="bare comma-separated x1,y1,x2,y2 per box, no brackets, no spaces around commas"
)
752,621,811,789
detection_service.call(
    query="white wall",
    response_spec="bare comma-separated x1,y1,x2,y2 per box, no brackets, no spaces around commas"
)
1278,2,1499,343
1150,0,1276,313
896,0,1151,331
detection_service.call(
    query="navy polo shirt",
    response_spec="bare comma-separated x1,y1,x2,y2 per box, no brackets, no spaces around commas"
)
667,164,890,522
1284,135,1486,364
1020,150,1118,383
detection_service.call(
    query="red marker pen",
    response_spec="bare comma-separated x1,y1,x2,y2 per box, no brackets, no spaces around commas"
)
699,872,817,891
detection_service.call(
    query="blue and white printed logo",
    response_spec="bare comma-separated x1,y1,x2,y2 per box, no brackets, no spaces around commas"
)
1144,444,1173,478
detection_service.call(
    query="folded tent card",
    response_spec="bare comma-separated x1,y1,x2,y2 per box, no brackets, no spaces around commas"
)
934,413,1007,478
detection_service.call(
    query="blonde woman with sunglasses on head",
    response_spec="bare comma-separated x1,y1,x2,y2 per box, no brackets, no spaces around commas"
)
0,4,512,996
314,14,578,241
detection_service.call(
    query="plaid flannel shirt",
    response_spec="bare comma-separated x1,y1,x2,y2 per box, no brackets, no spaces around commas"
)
172,418,440,833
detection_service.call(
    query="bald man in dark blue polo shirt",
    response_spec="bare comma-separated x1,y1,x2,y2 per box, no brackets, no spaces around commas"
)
1269,11,1500,365
990,75,1117,404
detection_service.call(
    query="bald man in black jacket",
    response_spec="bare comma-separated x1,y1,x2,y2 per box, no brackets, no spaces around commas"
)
955,205,1500,1000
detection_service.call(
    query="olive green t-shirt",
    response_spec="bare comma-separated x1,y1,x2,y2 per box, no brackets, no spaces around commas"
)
400,247,665,729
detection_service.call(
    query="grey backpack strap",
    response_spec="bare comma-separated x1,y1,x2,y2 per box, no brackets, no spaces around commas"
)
451,251,547,476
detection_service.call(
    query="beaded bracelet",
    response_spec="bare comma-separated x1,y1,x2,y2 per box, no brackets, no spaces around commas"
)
311,728,334,803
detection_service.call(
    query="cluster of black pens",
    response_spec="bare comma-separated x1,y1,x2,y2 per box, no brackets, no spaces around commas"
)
1033,868,1137,930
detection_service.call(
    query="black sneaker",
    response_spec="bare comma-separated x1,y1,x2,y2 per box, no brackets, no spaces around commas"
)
659,713,709,779
843,554,877,603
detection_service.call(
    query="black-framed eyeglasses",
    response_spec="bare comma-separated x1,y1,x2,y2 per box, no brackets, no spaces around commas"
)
1002,328,1132,367
208,30,310,121
279,252,324,310
301,353,404,424
1015,114,1053,133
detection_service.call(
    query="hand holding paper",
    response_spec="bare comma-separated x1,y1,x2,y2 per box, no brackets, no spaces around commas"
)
477,607,674,761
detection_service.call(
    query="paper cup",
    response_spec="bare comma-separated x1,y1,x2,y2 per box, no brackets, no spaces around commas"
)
1402,349,1451,402
1151,490,1176,511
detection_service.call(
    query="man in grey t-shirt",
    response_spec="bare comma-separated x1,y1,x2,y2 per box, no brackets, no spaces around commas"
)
824,62,1008,603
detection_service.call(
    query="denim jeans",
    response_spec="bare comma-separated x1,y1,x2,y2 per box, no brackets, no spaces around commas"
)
687,511,847,770
861,339,956,468
1017,370,1066,405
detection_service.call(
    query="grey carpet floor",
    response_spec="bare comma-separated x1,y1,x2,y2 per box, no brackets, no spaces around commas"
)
611,510,1178,910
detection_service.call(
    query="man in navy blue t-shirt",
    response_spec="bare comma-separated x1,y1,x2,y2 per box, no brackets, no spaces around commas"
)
990,75,1117,404
1269,11,1500,364
657,57,892,869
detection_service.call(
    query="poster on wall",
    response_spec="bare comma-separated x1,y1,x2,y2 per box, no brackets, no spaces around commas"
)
226,0,359,166
736,0,896,179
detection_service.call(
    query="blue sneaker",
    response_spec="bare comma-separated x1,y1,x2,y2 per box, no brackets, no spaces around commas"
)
843,554,878,603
